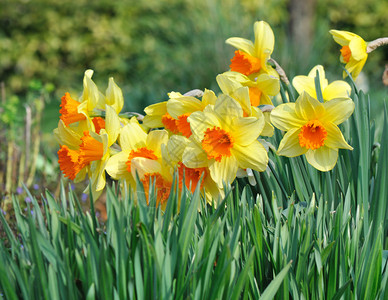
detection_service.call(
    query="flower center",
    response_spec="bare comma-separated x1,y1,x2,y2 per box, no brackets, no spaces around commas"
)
248,87,263,106
126,147,158,173
177,113,192,138
59,92,86,126
78,131,104,166
202,126,234,162
141,172,171,206
340,45,352,63
57,145,82,180
178,162,207,193
92,117,106,134
298,120,328,150
161,112,180,134
230,50,261,76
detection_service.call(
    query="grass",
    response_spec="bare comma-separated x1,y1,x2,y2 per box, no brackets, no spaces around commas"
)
0,78,387,299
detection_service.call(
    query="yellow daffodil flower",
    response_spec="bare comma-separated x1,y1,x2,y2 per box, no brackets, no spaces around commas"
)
226,21,275,76
162,135,222,204
271,92,354,171
216,75,275,136
105,119,169,189
59,70,124,132
56,105,120,197
292,65,351,101
329,30,368,79
183,94,268,188
217,71,279,106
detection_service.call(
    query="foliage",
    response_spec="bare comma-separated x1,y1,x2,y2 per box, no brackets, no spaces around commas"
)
0,80,387,298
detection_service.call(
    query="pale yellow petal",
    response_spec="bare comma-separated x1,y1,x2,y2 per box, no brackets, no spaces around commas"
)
147,130,169,157
232,141,268,172
167,97,202,119
182,141,208,168
305,147,338,172
292,76,317,98
105,104,121,146
119,123,147,150
329,30,358,46
209,155,238,188
277,127,307,157
324,123,353,150
295,92,325,120
188,111,220,142
256,73,280,96
231,116,263,146
131,157,161,179
270,103,305,131
105,151,131,180
214,94,243,124
230,87,252,114
201,89,217,107
323,81,351,101
253,21,274,59
105,77,124,114
143,115,164,128
144,101,167,116
54,120,82,149
349,37,367,61
225,37,255,56
166,135,190,163
321,98,354,125
82,69,105,111
216,73,243,95
260,111,274,137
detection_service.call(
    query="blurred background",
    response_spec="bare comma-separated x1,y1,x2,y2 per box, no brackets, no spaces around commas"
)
0,0,387,200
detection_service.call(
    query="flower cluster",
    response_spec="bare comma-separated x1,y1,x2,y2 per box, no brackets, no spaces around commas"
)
55,21,387,206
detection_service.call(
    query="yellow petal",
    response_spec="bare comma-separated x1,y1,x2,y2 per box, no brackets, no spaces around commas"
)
256,73,280,96
329,30,358,46
324,123,353,150
321,98,354,125
270,103,305,131
322,80,351,101
105,77,124,114
230,87,252,115
131,157,162,179
182,141,208,168
105,104,121,146
143,115,164,128
260,111,274,137
295,92,325,120
292,76,316,98
225,37,255,56
349,37,367,61
144,101,167,116
209,155,238,188
167,97,202,119
119,122,147,150
82,69,105,111
216,73,243,95
201,89,217,107
277,127,307,157
188,111,220,142
105,151,131,180
54,120,82,149
214,94,243,124
231,116,263,146
305,147,338,172
253,21,274,59
232,141,268,171
166,135,190,163
147,130,169,157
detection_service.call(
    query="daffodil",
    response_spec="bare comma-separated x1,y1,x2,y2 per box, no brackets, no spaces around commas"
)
162,135,221,204
59,70,124,132
216,75,275,136
270,92,354,171
226,21,275,76
329,30,368,79
217,71,279,106
105,119,169,189
56,105,120,197
143,90,217,137
183,94,268,188
292,65,351,101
